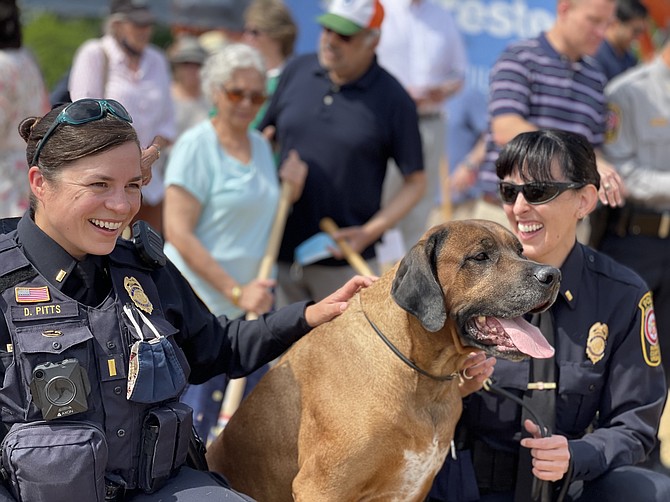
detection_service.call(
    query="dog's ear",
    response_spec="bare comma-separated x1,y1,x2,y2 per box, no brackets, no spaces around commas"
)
391,231,447,332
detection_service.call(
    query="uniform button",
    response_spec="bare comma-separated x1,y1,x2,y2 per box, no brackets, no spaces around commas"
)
323,95,333,106
588,384,596,391
114,386,122,395
117,429,126,437
588,255,595,263
107,341,116,349
52,342,61,350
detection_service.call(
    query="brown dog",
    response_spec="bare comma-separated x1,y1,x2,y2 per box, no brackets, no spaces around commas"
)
207,220,560,502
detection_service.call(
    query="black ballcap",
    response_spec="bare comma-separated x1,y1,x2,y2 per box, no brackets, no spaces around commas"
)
110,0,156,25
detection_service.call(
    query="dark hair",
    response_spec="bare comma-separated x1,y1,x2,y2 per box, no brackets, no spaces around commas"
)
495,129,600,189
616,0,648,22
0,1,21,49
19,105,140,210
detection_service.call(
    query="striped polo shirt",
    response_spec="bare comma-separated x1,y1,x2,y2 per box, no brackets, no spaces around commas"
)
479,33,608,196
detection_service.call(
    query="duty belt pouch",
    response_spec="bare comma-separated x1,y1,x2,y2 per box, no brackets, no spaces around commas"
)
138,403,193,493
1,420,107,502
166,402,193,470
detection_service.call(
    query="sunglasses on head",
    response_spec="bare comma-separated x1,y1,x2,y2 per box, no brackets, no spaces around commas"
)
323,27,354,43
498,181,585,205
32,99,133,166
223,87,267,106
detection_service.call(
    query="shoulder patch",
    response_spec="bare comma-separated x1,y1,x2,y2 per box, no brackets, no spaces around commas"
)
639,292,661,367
605,103,621,144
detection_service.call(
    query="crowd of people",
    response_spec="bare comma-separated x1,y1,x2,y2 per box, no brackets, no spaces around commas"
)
1,0,669,500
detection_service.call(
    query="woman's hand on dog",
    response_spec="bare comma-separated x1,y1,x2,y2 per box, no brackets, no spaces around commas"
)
458,352,496,397
305,275,377,328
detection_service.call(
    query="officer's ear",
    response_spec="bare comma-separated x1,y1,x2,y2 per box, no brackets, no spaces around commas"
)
28,166,47,201
579,184,599,219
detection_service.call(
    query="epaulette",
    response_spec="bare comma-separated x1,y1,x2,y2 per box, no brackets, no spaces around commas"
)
111,221,166,270
0,217,20,235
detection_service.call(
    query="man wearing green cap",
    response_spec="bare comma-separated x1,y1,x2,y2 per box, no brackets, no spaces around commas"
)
260,0,426,306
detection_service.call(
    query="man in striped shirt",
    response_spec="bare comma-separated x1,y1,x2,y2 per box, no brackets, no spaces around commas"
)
469,0,625,227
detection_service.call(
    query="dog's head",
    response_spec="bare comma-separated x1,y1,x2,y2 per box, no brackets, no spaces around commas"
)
391,220,559,361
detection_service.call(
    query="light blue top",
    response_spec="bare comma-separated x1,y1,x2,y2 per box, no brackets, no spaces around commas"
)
164,119,279,318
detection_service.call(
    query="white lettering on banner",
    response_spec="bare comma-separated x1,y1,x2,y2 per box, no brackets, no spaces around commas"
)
439,0,554,40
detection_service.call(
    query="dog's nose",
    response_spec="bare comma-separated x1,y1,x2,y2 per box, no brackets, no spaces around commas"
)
534,266,561,286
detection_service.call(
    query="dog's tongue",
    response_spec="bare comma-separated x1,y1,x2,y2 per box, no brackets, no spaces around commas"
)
499,317,554,359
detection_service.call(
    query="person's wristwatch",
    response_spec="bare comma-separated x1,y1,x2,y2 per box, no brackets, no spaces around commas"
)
231,285,242,306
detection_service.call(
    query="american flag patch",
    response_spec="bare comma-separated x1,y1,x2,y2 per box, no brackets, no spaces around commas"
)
15,286,50,303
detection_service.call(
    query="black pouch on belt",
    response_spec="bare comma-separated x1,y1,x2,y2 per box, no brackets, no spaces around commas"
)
138,403,193,493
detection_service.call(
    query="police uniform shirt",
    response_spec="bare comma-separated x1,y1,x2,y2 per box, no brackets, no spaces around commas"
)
0,213,313,384
461,242,666,482
604,55,670,209
0,215,111,347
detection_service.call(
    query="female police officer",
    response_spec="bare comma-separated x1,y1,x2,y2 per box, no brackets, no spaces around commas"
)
429,130,670,501
0,99,371,502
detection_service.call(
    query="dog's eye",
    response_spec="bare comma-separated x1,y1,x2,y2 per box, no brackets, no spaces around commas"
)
471,252,489,262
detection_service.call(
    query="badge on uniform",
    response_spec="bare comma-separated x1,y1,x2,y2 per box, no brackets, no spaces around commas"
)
586,322,608,364
15,286,50,303
639,292,661,367
124,276,153,314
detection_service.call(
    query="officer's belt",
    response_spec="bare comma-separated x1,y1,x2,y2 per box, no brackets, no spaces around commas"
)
609,205,670,239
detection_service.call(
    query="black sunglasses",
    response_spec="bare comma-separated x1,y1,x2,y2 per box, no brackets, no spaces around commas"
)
498,181,585,205
323,27,354,43
32,99,133,166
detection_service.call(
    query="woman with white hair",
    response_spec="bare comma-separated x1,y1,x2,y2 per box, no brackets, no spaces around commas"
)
163,43,307,442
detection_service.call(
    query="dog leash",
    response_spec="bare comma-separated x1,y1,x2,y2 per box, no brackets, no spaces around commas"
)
362,310,459,382
483,378,570,502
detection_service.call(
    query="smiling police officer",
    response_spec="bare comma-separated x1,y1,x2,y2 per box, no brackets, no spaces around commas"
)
0,99,371,502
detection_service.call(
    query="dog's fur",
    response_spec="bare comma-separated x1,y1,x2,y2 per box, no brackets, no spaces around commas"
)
207,220,560,502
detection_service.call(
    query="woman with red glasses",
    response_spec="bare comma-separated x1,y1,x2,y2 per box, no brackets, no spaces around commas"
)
429,129,669,502
0,98,368,501
162,43,307,444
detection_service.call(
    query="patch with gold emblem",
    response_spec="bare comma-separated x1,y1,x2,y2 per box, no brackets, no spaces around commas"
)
639,292,660,367
124,276,153,314
586,322,608,364
605,103,621,144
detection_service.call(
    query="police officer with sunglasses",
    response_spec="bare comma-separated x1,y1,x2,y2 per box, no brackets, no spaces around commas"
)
429,130,670,502
0,99,372,502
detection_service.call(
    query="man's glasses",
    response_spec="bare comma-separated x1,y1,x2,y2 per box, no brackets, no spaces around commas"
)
32,99,133,166
323,27,354,43
498,181,585,205
223,88,267,106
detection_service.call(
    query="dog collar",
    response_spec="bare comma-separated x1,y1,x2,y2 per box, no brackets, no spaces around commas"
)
362,309,459,382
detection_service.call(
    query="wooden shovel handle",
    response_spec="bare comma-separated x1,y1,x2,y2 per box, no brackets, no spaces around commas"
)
319,217,374,276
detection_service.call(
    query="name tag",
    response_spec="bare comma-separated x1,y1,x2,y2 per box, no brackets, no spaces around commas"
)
10,302,79,322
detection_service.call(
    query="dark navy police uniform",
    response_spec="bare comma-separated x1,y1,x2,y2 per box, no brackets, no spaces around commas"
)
0,215,312,501
429,243,670,502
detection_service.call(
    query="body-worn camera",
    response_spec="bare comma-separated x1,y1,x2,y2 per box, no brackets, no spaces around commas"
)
29,359,91,420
